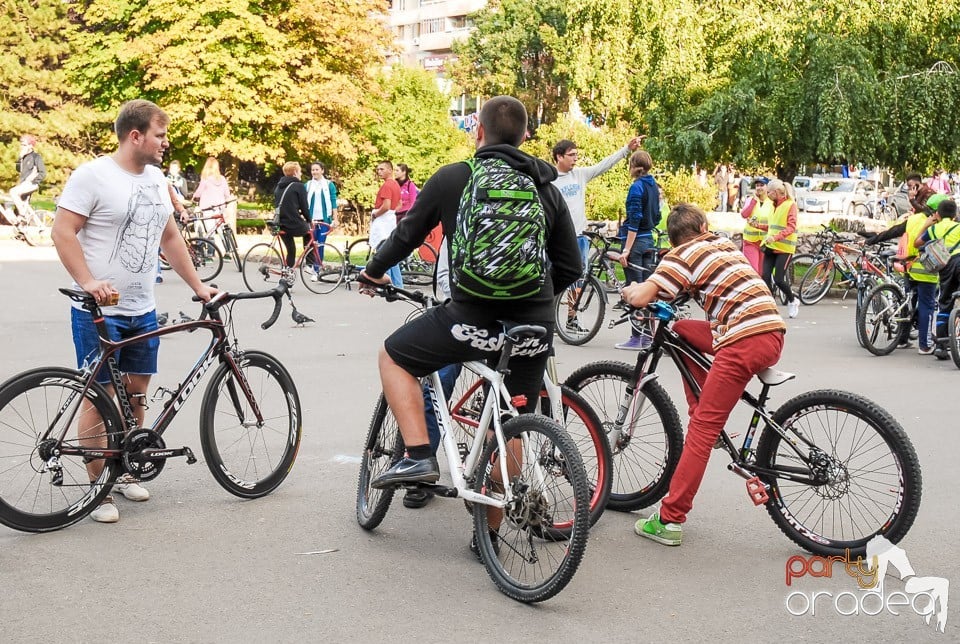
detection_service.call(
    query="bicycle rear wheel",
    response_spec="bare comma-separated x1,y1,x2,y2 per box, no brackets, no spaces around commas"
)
242,243,284,291
554,276,606,346
564,361,684,511
797,257,834,305
187,237,223,283
785,253,815,303
756,390,921,557
857,283,906,356
473,414,589,603
0,367,123,532
949,308,960,369
538,385,612,530
199,351,302,498
302,244,345,294
356,394,404,529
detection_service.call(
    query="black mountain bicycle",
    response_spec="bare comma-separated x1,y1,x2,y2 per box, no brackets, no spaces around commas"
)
0,281,302,532
565,300,922,557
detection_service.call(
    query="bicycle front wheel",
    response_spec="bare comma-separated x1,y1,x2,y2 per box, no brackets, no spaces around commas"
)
756,390,921,557
200,351,302,498
797,257,834,305
187,237,223,283
854,275,880,348
224,228,243,272
347,237,375,266
242,243,284,291
302,244,345,294
564,361,684,511
857,283,906,356
554,276,606,346
539,385,612,530
356,394,404,530
0,367,123,532
401,244,437,287
473,415,590,603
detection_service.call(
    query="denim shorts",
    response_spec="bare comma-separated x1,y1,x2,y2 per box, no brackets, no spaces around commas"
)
70,308,159,384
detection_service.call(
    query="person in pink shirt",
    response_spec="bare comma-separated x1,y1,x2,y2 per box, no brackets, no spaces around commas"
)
395,163,419,223
193,156,234,230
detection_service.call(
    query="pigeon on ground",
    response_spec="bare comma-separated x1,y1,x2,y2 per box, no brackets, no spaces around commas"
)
291,307,314,326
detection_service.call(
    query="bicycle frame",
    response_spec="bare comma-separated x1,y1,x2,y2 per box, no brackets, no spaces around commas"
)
423,359,520,510
46,301,263,462
618,307,828,486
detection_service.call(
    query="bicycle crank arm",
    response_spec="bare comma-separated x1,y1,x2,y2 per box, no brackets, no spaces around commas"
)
133,446,197,464
404,483,459,498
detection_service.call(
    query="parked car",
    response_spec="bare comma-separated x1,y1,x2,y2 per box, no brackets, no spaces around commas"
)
801,179,873,215
792,175,823,211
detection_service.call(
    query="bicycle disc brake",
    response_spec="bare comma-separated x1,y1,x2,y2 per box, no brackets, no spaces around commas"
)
121,429,167,481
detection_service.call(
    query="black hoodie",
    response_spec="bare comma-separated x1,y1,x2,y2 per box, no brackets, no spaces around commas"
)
367,144,582,320
274,175,311,235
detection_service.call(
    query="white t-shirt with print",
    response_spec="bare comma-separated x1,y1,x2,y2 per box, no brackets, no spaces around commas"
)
59,156,173,316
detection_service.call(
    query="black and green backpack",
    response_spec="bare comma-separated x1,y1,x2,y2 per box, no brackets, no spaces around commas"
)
450,157,547,300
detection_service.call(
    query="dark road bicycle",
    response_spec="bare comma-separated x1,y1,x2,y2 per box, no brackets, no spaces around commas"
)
0,281,303,532
565,299,922,557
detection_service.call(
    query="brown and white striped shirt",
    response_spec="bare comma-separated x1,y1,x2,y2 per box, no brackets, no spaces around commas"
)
647,232,786,349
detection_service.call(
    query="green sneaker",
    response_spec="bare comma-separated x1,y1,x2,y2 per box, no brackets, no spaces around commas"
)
635,512,682,546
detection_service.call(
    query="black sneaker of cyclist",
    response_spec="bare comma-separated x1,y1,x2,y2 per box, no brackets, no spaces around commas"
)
370,455,439,489
469,529,500,561
403,488,435,508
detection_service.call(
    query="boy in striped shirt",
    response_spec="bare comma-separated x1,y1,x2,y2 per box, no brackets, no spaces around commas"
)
620,203,786,546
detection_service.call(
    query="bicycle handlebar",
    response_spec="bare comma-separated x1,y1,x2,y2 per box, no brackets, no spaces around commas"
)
357,274,438,308
190,279,291,330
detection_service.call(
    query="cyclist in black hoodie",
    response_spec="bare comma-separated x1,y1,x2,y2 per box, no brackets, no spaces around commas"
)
274,161,312,267
360,95,582,489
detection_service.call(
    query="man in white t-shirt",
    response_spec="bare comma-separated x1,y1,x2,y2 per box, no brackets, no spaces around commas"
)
52,99,217,524
551,135,644,265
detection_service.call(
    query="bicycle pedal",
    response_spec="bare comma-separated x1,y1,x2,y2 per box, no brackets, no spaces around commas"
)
745,476,769,506
184,447,197,465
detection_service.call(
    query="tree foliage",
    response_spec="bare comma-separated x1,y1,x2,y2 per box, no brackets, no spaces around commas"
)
342,67,473,206
450,0,569,129
0,0,106,188
66,0,393,176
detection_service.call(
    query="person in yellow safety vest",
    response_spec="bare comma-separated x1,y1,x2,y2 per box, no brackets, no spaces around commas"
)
739,177,773,273
760,178,799,318
865,200,941,354
913,196,960,359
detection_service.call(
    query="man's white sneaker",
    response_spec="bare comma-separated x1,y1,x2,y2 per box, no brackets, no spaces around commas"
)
114,474,150,501
787,300,799,319
90,498,119,523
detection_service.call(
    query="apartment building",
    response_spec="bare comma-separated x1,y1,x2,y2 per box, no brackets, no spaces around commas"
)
387,0,487,74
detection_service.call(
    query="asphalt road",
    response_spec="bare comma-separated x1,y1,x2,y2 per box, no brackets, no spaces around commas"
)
0,241,955,643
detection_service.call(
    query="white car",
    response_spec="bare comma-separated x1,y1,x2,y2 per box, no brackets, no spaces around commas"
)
792,176,823,211
801,179,873,215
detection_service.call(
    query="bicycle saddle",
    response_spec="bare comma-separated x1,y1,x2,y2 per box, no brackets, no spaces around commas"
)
499,321,547,342
757,368,795,386
58,287,95,304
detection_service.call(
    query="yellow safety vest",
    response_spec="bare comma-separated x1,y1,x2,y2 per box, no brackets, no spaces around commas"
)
904,213,938,283
767,197,797,254
742,198,774,244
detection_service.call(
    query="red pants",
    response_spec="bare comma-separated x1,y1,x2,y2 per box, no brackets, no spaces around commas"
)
659,320,784,524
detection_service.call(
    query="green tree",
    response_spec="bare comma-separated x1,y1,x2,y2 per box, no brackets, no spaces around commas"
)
450,0,569,129
0,0,105,190
343,67,473,208
66,0,393,178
